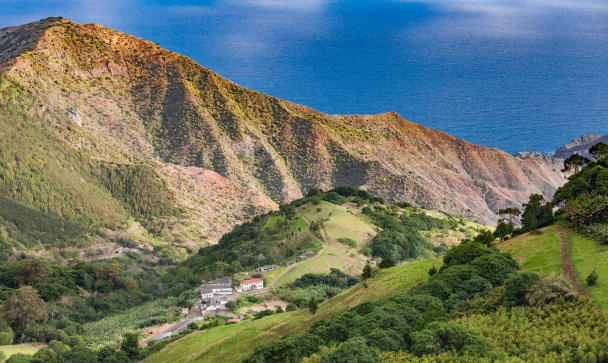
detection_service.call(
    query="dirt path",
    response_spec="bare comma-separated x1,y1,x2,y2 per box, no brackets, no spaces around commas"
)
555,225,590,296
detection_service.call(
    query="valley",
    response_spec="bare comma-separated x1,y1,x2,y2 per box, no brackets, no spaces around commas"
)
0,16,608,363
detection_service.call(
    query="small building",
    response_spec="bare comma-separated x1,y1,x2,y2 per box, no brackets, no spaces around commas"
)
205,277,233,295
298,251,314,260
255,265,274,273
235,285,243,293
200,288,214,299
181,308,189,315
240,278,264,291
227,319,241,323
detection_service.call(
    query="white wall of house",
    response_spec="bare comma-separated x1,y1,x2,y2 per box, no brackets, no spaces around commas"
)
241,281,264,291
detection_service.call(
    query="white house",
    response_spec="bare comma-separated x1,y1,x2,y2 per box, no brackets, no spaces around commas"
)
200,288,214,299
240,278,264,291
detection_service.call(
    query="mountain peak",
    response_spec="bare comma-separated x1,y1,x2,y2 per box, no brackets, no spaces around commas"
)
0,18,568,246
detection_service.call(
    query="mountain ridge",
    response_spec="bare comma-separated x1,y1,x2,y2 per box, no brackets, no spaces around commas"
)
0,18,567,252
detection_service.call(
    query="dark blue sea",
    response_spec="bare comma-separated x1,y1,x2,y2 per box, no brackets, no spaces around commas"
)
2,0,608,154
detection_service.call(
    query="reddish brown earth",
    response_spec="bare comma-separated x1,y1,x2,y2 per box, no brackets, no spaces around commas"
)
0,18,569,249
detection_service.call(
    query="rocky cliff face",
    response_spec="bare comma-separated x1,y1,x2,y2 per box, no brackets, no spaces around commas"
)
0,18,568,248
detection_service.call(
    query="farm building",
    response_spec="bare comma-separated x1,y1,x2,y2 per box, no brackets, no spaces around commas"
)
255,265,274,273
205,277,233,294
240,278,264,291
298,251,314,260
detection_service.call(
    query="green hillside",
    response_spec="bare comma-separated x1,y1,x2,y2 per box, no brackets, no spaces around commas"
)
143,259,439,363
498,224,608,309
496,226,562,276
161,186,475,295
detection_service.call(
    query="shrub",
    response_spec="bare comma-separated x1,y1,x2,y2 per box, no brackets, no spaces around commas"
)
587,269,599,286
379,258,396,269
0,331,12,345
338,238,357,248
502,272,541,307
525,274,576,306
428,266,437,276
361,247,372,256
254,309,275,320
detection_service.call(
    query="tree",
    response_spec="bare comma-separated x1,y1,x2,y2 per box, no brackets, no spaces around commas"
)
428,266,437,276
308,298,318,315
306,188,324,197
16,259,53,286
520,194,553,232
285,303,298,312
497,207,521,228
473,230,496,247
320,336,380,363
66,346,98,363
494,220,513,242
275,306,284,313
589,142,608,160
361,260,372,280
379,258,395,269
120,332,139,360
0,286,47,330
502,272,541,307
225,300,238,313
411,322,486,357
562,154,591,174
279,204,296,220
587,269,599,285
415,302,450,331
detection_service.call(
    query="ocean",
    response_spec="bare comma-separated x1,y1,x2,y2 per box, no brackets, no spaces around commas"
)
2,0,608,154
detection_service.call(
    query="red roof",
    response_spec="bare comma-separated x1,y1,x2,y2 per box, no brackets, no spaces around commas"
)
240,278,263,285
227,319,240,322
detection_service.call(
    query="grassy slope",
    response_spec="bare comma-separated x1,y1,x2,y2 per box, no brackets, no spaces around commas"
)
497,225,608,309
143,258,439,363
273,202,376,286
0,344,40,358
496,226,562,277
568,229,608,308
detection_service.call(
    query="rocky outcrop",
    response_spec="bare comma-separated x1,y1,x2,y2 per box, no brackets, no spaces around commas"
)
66,105,82,126
553,134,608,159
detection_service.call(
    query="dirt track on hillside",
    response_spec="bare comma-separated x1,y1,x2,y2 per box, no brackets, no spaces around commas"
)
555,225,590,296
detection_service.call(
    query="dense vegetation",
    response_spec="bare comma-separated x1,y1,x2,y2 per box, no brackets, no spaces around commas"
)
0,257,184,349
278,269,361,306
554,155,608,242
362,206,451,262
241,242,598,363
